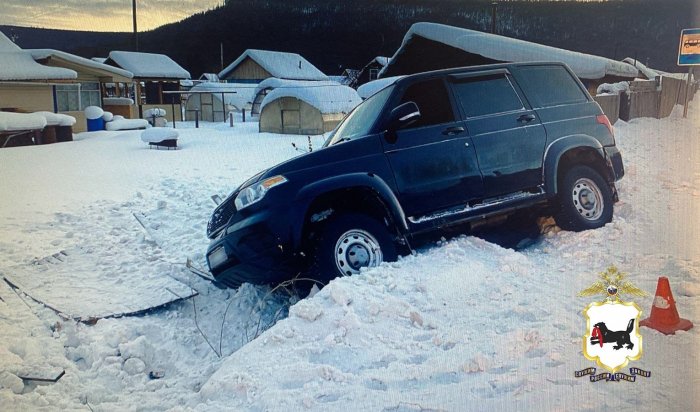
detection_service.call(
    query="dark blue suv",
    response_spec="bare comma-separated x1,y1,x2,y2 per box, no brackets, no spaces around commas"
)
206,62,624,287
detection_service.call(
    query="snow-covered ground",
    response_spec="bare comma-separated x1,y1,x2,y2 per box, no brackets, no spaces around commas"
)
0,106,698,411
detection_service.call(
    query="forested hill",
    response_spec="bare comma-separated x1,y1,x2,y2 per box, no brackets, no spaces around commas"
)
3,0,696,78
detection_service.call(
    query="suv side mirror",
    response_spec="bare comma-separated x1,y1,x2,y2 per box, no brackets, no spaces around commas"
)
386,102,421,143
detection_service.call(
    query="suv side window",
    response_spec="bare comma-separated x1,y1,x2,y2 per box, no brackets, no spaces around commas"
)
515,65,588,108
451,74,524,118
399,79,455,128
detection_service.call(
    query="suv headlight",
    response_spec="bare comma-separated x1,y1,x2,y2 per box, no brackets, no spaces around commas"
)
234,175,287,210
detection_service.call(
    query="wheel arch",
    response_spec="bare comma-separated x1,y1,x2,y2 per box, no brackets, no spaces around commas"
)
290,173,408,251
544,135,609,195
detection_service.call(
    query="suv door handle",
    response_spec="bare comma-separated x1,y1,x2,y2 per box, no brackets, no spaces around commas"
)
442,126,465,136
517,114,536,123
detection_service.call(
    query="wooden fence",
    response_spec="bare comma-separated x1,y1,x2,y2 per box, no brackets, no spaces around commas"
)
616,76,697,122
594,94,620,124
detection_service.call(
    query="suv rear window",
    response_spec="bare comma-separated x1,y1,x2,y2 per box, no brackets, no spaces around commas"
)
515,65,588,108
451,74,524,117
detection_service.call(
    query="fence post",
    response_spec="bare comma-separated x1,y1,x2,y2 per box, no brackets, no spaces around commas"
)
683,67,693,119
229,111,234,127
242,109,246,123
195,109,199,128
171,102,176,129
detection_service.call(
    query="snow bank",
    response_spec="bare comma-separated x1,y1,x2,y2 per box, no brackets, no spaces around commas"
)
0,111,47,131
105,118,149,131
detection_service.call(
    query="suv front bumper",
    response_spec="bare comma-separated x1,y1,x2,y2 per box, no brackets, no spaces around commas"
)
206,205,298,287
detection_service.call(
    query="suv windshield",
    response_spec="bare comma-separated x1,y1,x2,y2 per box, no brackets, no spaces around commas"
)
325,85,394,146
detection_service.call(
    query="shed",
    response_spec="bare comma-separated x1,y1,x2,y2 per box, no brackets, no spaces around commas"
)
104,50,190,122
380,23,639,93
219,49,328,83
184,82,256,122
251,78,340,115
259,84,360,135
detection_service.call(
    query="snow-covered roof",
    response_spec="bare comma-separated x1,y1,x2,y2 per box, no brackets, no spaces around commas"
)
260,83,361,114
253,78,340,98
0,31,76,81
199,73,220,82
29,49,133,79
106,51,190,79
219,49,328,81
91,57,107,63
357,76,404,99
382,23,639,80
374,56,390,67
621,58,660,80
187,82,257,111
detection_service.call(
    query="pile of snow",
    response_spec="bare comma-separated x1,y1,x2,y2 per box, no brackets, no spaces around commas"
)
357,76,404,99
381,22,639,80
622,57,661,80
107,51,190,79
596,81,630,96
0,111,47,131
35,111,76,127
219,49,328,81
260,83,361,114
84,106,104,120
102,111,114,122
144,108,166,118
0,104,698,410
103,97,134,106
105,118,149,131
253,78,339,99
141,128,178,143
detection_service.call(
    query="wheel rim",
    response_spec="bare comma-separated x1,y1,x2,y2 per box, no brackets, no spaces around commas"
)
571,178,604,221
334,229,383,276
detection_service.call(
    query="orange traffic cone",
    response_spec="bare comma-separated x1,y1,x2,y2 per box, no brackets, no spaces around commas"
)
640,276,693,335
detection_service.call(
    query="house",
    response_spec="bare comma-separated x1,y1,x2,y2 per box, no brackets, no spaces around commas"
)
218,49,328,83
0,31,134,133
258,82,360,135
198,73,220,83
350,56,390,88
104,51,191,122
0,31,75,114
184,82,256,122
28,49,133,131
380,23,639,94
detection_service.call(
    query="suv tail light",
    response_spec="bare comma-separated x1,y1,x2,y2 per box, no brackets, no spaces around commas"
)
596,114,614,138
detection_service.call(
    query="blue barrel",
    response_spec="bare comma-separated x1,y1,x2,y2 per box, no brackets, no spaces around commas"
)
86,117,105,132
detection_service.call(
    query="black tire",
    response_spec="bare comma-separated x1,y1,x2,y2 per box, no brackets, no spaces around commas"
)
555,165,613,231
311,213,398,284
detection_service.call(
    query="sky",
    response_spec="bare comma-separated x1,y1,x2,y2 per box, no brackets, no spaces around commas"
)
0,0,223,32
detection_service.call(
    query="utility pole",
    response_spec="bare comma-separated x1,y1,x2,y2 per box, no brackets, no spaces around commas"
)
132,0,139,51
491,2,497,34
220,42,224,71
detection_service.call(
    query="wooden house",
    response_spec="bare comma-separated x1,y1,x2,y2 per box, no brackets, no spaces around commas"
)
218,49,328,83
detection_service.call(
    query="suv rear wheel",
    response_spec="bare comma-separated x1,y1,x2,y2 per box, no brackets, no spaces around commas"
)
313,213,398,283
555,165,613,231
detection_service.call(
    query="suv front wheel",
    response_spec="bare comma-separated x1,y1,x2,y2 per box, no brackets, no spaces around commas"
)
555,165,614,231
313,213,398,282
